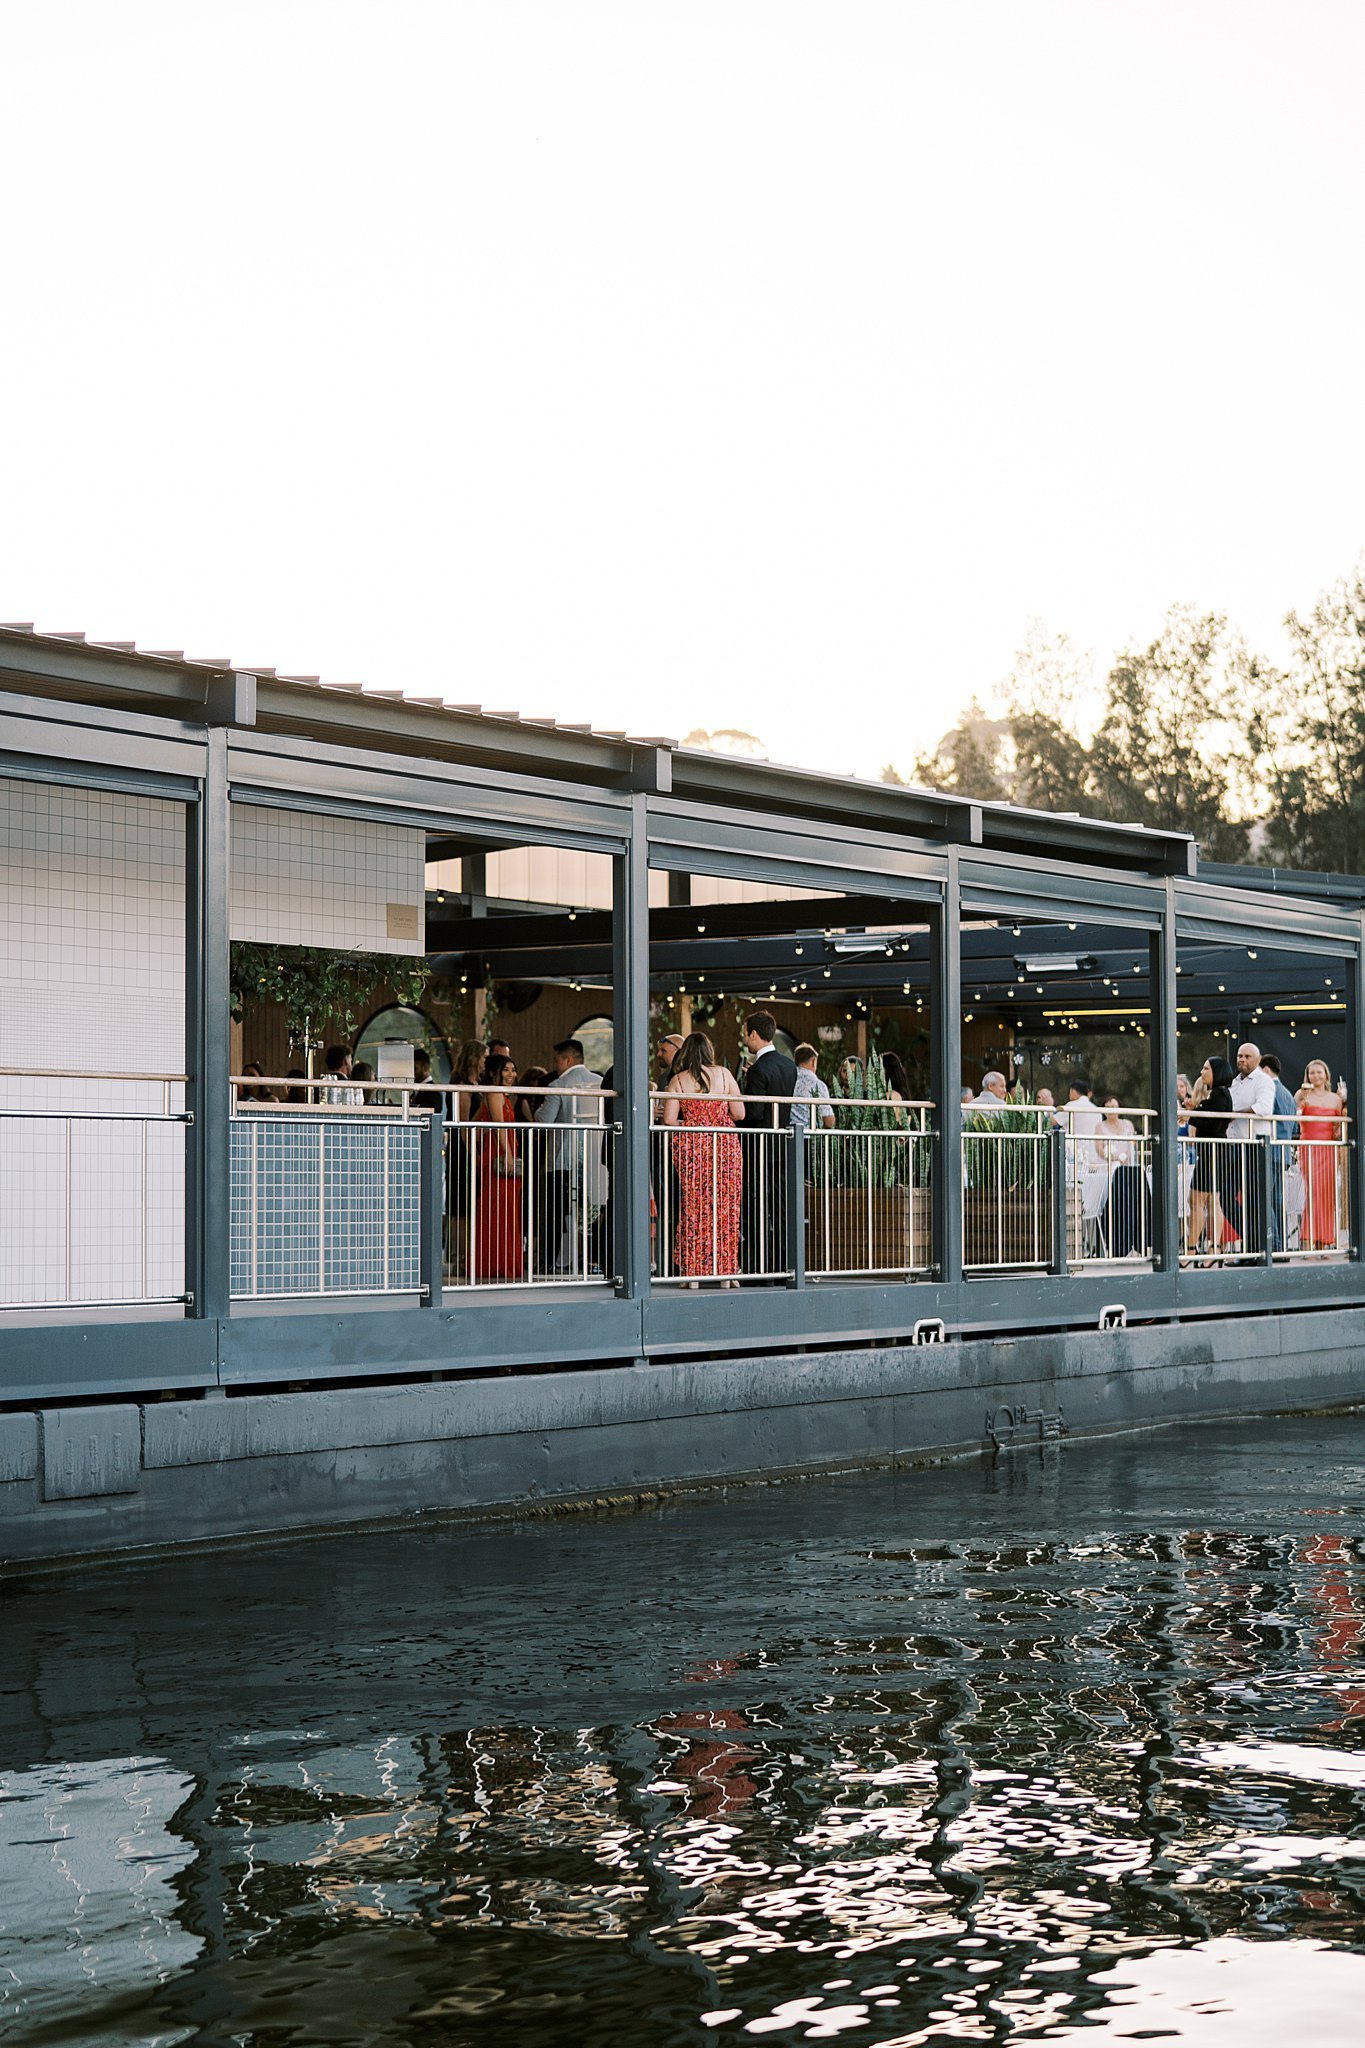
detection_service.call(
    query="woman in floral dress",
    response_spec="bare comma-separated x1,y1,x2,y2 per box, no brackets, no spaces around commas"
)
659,1032,746,1284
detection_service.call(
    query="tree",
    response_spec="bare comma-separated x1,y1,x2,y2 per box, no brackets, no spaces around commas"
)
1254,560,1365,873
1084,606,1252,858
908,697,1012,803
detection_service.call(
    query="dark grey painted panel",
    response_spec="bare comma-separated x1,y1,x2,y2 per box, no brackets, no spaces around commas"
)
41,1405,141,1500
4,1308,1365,1562
0,1414,38,1483
0,1320,218,1405
216,1296,644,1383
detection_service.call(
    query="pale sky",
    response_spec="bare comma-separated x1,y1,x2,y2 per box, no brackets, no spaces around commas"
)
3,2,1363,781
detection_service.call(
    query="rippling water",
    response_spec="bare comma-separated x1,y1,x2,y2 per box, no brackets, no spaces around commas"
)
2,1410,1364,2045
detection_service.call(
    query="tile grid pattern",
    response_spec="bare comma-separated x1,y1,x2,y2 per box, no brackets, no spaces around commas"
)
231,805,425,954
0,778,187,1306
229,1115,421,1297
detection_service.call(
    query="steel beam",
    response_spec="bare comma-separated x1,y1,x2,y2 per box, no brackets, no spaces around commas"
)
188,730,232,1324
613,793,652,1303
931,850,963,1284
1153,887,1180,1275
1348,927,1365,1264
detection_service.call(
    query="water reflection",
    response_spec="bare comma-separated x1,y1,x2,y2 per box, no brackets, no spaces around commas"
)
0,1414,1362,2044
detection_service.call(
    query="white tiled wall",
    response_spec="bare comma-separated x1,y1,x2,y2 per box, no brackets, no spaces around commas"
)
231,804,425,955
0,777,187,1305
0,777,185,1076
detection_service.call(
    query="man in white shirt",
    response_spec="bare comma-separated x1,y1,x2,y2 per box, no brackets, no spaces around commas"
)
1062,1076,1108,1249
1229,1041,1276,1254
967,1070,1010,1114
534,1038,605,1274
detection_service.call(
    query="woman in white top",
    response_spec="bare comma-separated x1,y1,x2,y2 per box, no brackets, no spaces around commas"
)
1100,1096,1144,1258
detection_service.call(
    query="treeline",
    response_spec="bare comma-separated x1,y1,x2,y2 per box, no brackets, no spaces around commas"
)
888,559,1365,873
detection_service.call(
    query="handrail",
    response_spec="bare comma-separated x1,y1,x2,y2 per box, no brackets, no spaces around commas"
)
1184,1107,1351,1125
0,1108,191,1123
0,1067,189,1082
648,1089,937,1107
231,1075,617,1098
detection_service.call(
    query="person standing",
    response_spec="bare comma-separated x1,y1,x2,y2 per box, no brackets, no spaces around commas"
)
968,1071,1010,1113
533,1038,604,1276
410,1047,445,1114
659,1032,746,1284
471,1052,524,1281
1099,1097,1143,1257
1294,1058,1346,1251
1229,1041,1276,1255
790,1043,836,1133
739,1013,797,1278
1064,1076,1107,1252
1188,1056,1236,1258
1259,1052,1300,1251
321,1045,362,1107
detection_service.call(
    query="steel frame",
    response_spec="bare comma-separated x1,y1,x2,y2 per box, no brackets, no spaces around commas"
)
1,637,1362,1407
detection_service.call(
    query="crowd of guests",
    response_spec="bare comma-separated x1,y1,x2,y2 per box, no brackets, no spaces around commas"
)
237,1028,1348,1283
238,1036,609,1284
962,1043,1347,1260
1179,1045,1345,1258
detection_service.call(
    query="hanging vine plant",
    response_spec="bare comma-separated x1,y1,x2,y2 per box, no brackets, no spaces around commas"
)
230,943,431,1047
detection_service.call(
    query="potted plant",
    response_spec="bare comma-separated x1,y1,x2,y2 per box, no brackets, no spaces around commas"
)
806,1049,931,1273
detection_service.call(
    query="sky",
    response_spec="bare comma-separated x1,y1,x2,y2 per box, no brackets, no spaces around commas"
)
2,1,1364,782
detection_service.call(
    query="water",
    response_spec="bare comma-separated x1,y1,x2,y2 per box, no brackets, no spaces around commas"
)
2,1412,1364,2046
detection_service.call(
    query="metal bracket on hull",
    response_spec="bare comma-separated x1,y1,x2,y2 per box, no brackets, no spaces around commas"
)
986,1402,1068,1451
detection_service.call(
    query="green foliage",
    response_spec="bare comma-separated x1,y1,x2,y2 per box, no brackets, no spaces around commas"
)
816,1047,928,1190
230,943,431,1046
1255,563,1365,874
889,566,1365,871
961,1105,1050,1192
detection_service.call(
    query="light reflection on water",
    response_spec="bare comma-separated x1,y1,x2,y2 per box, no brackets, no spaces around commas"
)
1,1412,1363,2044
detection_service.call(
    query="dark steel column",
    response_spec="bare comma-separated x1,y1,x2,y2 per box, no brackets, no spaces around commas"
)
785,1122,807,1288
1347,924,1364,1262
186,727,232,1320
930,851,963,1285
613,793,651,1301
419,1110,445,1306
1151,882,1180,1278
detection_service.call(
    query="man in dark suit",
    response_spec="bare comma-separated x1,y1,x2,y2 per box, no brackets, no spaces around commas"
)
739,1012,797,1278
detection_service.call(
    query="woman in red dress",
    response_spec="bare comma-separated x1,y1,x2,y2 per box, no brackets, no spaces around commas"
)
471,1052,525,1281
1295,1058,1345,1251
659,1032,746,1284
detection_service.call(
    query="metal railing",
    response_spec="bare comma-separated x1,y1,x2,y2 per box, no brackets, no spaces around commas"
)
1066,1111,1155,1267
651,1121,789,1283
0,1084,190,1310
229,1109,425,1300
805,1110,933,1279
961,1106,1055,1272
1180,1116,1353,1265
231,1079,614,1296
441,1089,611,1289
5,1069,1349,1314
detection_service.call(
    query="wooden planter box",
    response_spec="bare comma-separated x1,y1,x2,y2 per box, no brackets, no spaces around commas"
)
962,1184,1083,1269
963,1186,1049,1270
807,1184,931,1274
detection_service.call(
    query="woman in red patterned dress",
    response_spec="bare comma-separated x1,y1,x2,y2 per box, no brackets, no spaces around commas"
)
660,1032,746,1285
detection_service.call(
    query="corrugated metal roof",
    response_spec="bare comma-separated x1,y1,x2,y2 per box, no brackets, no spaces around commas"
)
0,619,1195,859
0,620,683,754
